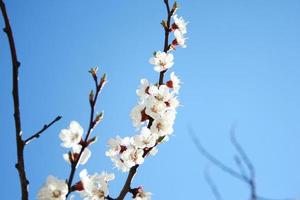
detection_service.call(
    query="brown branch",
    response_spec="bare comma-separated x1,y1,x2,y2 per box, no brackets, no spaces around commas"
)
24,116,62,145
66,72,105,197
0,1,28,199
1,1,62,199
114,1,175,200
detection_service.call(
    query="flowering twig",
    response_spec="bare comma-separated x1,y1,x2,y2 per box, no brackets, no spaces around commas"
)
0,1,61,199
24,116,62,145
66,69,106,196
113,1,179,200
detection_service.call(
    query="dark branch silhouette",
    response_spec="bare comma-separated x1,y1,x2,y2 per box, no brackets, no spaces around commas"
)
189,127,296,200
0,1,61,199
205,167,223,200
24,116,62,145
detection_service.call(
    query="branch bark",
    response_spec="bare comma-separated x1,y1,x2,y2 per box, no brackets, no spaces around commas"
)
0,1,28,199
1,1,61,199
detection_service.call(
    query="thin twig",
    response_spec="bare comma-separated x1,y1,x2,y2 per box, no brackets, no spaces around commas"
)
190,127,297,200
24,116,62,145
204,167,223,200
66,73,105,196
188,128,245,182
230,126,257,200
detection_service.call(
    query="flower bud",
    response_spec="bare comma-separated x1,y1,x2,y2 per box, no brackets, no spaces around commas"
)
171,1,179,14
89,90,94,105
98,73,107,91
89,67,98,80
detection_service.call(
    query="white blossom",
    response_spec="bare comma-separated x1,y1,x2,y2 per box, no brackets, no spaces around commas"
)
150,111,176,137
148,85,172,102
136,79,150,100
167,72,181,94
149,51,174,72
63,144,91,166
37,176,68,200
172,15,188,34
59,121,83,148
173,30,187,48
133,187,152,200
120,145,144,169
130,104,147,128
145,97,167,119
78,169,114,200
134,127,158,149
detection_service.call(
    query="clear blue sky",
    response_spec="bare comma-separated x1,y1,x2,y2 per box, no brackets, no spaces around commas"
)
1,0,300,199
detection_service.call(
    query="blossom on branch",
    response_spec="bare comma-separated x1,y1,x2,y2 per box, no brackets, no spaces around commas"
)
59,121,83,148
171,14,188,35
63,144,91,166
37,176,68,200
78,169,114,200
149,51,174,72
132,186,152,200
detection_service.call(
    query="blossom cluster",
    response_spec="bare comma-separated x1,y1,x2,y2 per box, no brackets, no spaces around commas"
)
37,3,187,200
105,10,187,178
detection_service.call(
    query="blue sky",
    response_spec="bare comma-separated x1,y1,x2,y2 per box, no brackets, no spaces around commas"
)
1,0,300,199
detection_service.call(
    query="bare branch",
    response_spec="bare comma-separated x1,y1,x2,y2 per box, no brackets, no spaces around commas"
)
188,127,245,182
190,126,297,200
0,1,29,199
204,167,223,200
24,116,62,145
230,126,255,180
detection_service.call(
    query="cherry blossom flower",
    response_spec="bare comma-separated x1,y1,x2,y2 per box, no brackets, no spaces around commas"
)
132,187,152,200
149,51,174,72
130,104,148,128
172,15,188,35
166,72,181,94
148,85,173,102
37,176,68,200
172,30,187,48
78,169,114,200
150,110,176,137
145,97,168,119
134,127,158,149
59,121,83,148
63,144,91,166
120,145,144,169
136,79,150,100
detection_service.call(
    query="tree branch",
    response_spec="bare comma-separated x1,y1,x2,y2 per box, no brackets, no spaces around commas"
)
66,71,106,197
204,167,223,200
190,127,297,200
188,128,245,182
0,1,28,199
24,116,62,145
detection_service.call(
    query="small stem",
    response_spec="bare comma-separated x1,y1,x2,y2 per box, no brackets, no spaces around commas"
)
66,75,103,197
24,116,62,145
